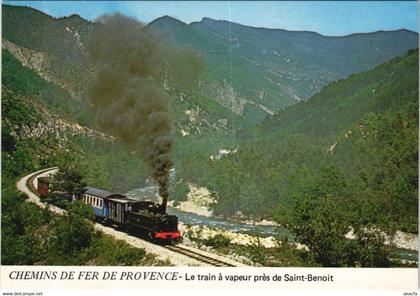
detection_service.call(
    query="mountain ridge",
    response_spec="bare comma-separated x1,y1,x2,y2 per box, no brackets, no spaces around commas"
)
2,3,418,124
5,4,417,37
148,12,418,120
153,14,419,38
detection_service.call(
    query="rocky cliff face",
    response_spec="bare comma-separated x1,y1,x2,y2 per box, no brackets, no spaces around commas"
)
3,88,110,152
204,80,248,116
2,39,80,99
2,5,247,136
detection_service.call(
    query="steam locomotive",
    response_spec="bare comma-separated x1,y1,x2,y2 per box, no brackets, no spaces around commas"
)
81,187,182,243
37,178,181,243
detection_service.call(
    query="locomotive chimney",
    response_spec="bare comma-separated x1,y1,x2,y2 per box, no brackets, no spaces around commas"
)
160,192,168,214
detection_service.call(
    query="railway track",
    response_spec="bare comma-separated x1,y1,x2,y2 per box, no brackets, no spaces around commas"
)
165,245,236,267
22,168,243,267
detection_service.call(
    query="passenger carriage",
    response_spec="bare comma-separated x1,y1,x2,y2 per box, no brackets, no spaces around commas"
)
80,186,181,242
82,187,131,223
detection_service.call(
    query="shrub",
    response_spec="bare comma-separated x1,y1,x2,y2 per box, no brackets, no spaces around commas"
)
203,234,231,248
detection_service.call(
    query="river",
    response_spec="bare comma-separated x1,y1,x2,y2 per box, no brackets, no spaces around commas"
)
126,186,418,263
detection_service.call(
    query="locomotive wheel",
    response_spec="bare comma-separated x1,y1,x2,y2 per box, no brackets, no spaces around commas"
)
147,232,156,242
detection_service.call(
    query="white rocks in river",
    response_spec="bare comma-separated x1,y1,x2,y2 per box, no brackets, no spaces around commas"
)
392,231,418,251
241,218,280,227
345,228,418,251
184,225,281,249
171,184,216,217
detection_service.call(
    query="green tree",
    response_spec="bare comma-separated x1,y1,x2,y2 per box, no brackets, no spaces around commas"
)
349,106,418,232
277,165,391,267
50,165,87,200
48,201,95,264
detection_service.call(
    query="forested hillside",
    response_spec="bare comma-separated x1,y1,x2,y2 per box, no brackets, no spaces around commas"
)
202,49,418,234
1,51,171,265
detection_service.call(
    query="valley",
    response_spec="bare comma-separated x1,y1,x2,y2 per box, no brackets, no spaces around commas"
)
1,4,418,267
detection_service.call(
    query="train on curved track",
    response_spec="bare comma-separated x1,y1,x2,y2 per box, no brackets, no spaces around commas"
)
37,177,182,243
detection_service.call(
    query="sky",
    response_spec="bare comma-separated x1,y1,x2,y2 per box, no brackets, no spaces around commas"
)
3,1,419,36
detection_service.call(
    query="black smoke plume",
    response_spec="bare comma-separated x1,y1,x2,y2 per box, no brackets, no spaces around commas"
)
88,14,179,213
